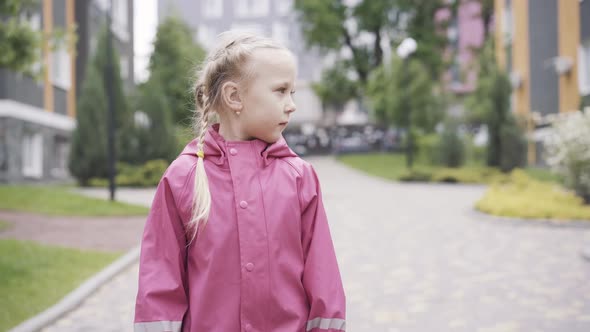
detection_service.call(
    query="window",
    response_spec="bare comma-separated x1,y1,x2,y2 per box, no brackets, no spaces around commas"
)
235,0,269,17
202,0,223,18
198,24,217,49
51,46,71,90
50,136,69,178
22,133,43,178
275,0,291,15
230,23,266,37
579,42,590,95
272,22,289,46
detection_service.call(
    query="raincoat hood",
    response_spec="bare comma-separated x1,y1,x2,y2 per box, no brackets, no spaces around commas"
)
181,123,297,167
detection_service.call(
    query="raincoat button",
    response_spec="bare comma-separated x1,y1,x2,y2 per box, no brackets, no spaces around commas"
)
245,262,254,271
229,148,238,155
244,324,252,332
240,201,248,209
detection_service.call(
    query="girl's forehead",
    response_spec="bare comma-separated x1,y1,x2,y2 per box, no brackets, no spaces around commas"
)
248,48,297,78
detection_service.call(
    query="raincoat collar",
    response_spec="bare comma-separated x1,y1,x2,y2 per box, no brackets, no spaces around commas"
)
180,123,297,167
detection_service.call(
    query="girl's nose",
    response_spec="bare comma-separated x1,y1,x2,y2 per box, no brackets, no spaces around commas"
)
286,101,296,114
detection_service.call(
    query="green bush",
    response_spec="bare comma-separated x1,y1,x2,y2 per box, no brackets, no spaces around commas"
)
398,168,433,182
464,134,486,166
437,121,465,168
499,116,527,172
89,159,169,187
431,167,504,184
416,134,440,165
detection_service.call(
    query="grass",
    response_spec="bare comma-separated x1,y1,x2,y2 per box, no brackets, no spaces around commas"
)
523,167,563,183
337,153,418,181
338,153,588,220
0,220,11,232
0,186,149,216
0,239,120,330
337,153,561,184
476,170,590,221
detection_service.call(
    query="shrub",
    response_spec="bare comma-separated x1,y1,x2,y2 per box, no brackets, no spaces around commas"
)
437,120,465,168
543,110,590,203
89,159,169,187
416,133,440,165
398,168,433,182
477,169,590,220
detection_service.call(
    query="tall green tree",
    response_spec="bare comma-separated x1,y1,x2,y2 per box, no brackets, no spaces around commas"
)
148,16,205,125
465,41,527,171
294,0,456,91
127,79,177,164
69,26,131,183
367,57,443,133
69,66,108,185
312,60,360,112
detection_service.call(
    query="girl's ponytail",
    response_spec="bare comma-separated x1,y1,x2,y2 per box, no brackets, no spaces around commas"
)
187,83,212,244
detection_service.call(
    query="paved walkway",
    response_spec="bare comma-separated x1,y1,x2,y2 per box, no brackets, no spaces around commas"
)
42,157,590,332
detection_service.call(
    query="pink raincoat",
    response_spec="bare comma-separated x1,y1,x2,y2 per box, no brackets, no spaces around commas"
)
134,124,346,332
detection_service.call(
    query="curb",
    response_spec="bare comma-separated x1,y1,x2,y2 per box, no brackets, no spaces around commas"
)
8,245,141,332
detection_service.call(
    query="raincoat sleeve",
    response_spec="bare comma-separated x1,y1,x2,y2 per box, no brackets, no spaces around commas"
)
134,174,189,332
300,165,346,332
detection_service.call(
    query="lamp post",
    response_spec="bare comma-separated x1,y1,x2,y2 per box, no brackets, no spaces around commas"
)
396,37,417,169
105,0,116,201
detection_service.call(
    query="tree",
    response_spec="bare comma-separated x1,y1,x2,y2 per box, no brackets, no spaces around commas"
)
69,26,131,183
69,66,108,185
294,0,456,90
312,60,360,112
148,16,205,125
0,0,75,76
465,40,527,171
127,79,178,164
0,0,41,74
367,57,443,133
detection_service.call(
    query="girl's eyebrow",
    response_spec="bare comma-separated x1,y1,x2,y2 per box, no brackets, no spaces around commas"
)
273,81,294,87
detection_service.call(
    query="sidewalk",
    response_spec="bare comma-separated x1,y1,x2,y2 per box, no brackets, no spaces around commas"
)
0,211,145,253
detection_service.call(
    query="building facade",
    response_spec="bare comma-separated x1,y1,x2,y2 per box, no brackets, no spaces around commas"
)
157,0,325,125
0,0,133,183
494,0,590,117
492,0,590,165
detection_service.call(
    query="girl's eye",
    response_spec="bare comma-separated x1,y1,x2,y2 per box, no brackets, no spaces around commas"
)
277,88,287,93
290,90,296,95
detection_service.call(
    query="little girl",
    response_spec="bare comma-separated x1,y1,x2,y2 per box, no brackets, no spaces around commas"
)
133,31,346,332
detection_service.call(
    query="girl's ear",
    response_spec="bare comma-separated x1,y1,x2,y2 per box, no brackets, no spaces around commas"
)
221,81,243,113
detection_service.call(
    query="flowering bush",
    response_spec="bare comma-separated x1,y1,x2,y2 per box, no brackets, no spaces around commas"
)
543,110,590,203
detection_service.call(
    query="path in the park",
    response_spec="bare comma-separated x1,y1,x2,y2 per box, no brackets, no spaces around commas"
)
42,157,590,332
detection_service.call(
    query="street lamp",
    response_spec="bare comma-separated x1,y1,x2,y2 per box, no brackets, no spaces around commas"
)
396,37,417,169
105,0,116,201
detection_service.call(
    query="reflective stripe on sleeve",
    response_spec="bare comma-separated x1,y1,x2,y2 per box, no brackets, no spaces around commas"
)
306,317,346,331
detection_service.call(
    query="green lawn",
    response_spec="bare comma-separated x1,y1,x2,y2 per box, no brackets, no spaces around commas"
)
0,186,149,216
337,153,587,221
337,153,416,181
0,220,11,232
0,239,120,331
337,153,560,184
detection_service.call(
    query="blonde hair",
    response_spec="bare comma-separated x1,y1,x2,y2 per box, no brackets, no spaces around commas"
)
188,31,288,243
